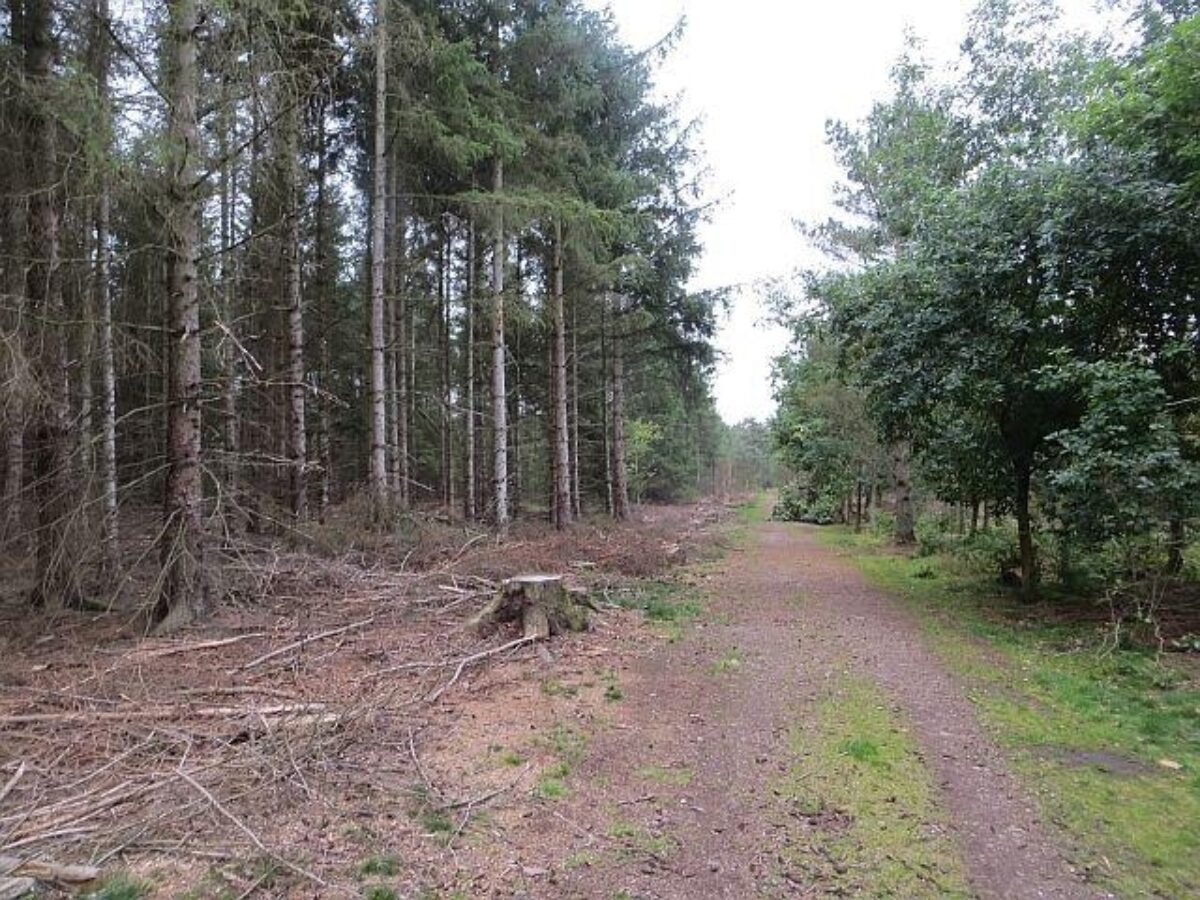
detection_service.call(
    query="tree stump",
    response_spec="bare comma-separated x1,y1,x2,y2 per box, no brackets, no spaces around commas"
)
470,575,592,640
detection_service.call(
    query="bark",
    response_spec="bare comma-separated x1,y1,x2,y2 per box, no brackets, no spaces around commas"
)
284,101,307,520
1014,462,1037,600
970,500,979,537
550,220,571,529
24,0,81,607
154,0,207,630
491,158,509,528
891,441,916,545
367,0,389,521
610,294,630,520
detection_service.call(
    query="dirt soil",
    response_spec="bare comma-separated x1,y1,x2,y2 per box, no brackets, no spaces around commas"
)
0,509,1109,898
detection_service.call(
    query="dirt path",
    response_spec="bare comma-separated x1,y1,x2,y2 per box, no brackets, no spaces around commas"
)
545,520,1103,899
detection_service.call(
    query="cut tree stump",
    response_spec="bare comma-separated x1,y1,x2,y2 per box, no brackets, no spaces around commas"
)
469,575,592,640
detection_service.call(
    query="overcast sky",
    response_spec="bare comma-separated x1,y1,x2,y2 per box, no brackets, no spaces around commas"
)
590,0,1109,424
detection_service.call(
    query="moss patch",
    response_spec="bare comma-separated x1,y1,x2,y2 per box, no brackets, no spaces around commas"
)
776,676,971,897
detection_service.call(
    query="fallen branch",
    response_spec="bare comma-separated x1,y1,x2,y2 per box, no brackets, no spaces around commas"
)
231,618,375,673
177,769,327,890
425,636,538,703
0,854,99,886
132,632,267,660
0,703,328,726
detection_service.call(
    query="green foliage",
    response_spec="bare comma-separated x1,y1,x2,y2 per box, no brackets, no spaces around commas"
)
775,1,1200,593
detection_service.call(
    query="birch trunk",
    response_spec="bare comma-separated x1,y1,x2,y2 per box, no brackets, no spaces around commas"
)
368,0,389,521
550,220,571,529
491,158,509,527
155,0,206,629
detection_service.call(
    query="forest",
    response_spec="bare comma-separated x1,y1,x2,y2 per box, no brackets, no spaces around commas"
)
0,0,775,628
772,0,1200,609
0,0,1198,897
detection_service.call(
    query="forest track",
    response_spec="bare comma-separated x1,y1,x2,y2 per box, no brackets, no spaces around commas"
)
548,519,1105,899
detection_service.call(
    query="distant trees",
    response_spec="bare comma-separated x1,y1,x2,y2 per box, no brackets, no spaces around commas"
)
0,0,729,628
774,0,1200,596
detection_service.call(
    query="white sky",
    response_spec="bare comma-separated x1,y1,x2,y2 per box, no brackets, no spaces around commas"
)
591,0,1113,424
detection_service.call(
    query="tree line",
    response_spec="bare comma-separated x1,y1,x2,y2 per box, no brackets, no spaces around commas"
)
773,0,1199,597
0,0,737,630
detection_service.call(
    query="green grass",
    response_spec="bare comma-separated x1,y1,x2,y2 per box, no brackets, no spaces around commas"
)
637,764,694,786
710,647,743,675
533,776,569,799
363,887,398,900
821,526,1200,897
358,854,401,878
612,580,703,625
83,876,151,900
776,676,971,897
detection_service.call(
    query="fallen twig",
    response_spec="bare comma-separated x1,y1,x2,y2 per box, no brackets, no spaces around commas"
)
0,765,24,807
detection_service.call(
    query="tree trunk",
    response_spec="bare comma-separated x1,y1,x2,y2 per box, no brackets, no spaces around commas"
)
95,0,117,571
1014,463,1037,600
1166,518,1185,575
367,0,389,522
854,475,863,533
218,103,242,535
970,500,979,537
464,217,477,522
24,0,81,608
891,441,915,545
284,101,307,521
386,152,400,501
610,294,630,520
570,291,581,519
315,104,333,521
154,0,206,630
601,300,613,516
396,197,410,510
3,11,27,549
439,221,452,511
550,220,571,529
491,158,509,528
